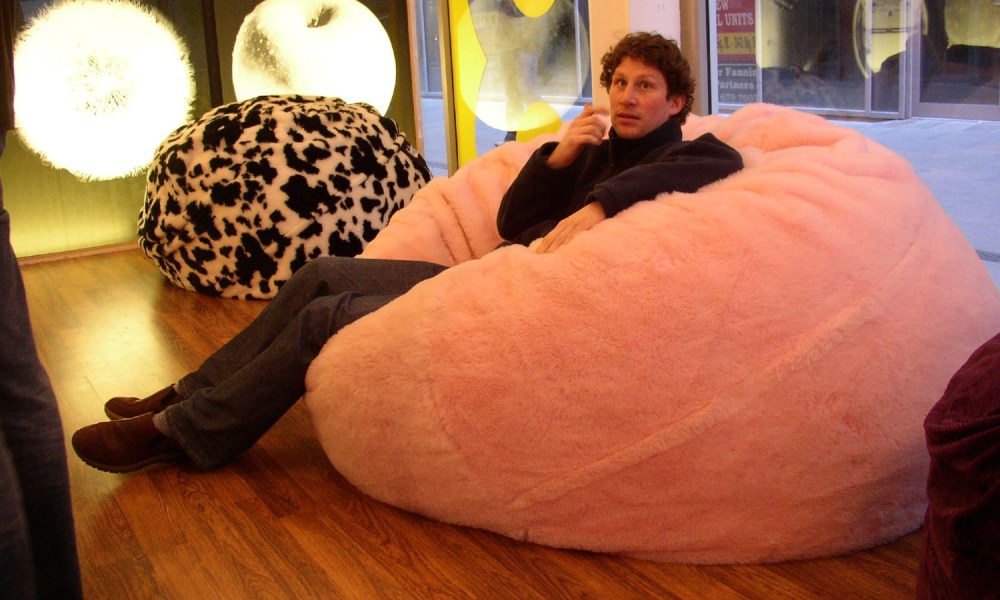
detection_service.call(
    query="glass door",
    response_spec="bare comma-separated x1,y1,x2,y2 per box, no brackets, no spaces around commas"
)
912,0,1000,119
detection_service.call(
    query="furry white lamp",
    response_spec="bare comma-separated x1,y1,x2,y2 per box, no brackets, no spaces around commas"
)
13,0,194,181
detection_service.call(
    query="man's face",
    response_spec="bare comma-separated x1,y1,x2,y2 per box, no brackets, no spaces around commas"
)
608,56,685,139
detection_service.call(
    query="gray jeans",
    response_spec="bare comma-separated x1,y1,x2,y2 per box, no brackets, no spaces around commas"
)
1,135,84,599
163,256,447,469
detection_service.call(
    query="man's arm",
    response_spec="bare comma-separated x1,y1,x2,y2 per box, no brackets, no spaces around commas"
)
496,142,572,243
496,105,610,244
589,133,744,219
534,133,743,253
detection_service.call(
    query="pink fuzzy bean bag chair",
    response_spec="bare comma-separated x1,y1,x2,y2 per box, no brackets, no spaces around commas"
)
303,104,1000,563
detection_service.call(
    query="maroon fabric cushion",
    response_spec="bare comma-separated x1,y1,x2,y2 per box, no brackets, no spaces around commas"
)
918,330,1000,599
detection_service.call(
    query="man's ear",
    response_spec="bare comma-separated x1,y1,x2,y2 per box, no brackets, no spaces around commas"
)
666,94,685,117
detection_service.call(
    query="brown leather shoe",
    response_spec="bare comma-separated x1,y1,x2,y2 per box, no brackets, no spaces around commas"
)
104,385,182,420
71,413,187,473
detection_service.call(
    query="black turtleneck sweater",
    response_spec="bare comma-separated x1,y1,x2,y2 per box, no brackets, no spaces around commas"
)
497,117,744,246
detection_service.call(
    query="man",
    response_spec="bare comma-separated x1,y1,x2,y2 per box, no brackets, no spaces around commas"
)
499,31,743,252
1,1,84,597
72,32,743,473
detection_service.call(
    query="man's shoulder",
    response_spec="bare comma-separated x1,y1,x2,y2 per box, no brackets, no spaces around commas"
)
662,132,739,158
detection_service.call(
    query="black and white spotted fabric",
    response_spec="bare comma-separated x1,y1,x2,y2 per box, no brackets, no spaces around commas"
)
140,95,432,299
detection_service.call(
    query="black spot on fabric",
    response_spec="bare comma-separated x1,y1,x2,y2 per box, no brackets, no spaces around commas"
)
364,133,387,154
360,197,381,214
242,106,263,130
137,205,160,241
302,143,332,165
191,246,217,265
257,224,291,258
300,220,323,239
174,134,195,153
223,220,237,237
233,233,277,286
393,156,412,188
178,246,208,275
185,202,222,241
282,174,334,219
147,167,165,189
242,179,264,202
350,138,388,180
378,115,400,138
411,149,432,182
210,181,242,207
291,245,308,272
214,101,243,117
156,254,179,280
143,196,162,222
256,118,279,144
201,115,244,151
328,231,362,257
331,173,351,194
186,271,221,296
362,219,381,242
293,112,334,138
208,155,234,171
283,144,320,174
166,153,187,177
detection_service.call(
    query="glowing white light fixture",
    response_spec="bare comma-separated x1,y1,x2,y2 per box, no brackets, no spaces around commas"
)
232,0,396,114
13,0,194,181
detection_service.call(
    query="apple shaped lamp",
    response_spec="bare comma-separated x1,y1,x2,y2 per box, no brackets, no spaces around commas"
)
232,0,396,114
13,0,194,181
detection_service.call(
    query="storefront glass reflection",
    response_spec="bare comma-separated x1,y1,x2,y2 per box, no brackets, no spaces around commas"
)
918,0,1000,108
757,1,904,112
714,0,998,119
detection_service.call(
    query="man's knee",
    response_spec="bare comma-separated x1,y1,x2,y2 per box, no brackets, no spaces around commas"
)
285,256,353,293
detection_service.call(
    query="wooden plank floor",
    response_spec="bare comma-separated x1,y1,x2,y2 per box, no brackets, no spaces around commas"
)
21,248,923,599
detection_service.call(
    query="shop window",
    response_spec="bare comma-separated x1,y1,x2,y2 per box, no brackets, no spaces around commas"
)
712,0,909,118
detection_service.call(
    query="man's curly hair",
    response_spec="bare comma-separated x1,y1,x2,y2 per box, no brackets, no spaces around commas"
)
598,32,695,124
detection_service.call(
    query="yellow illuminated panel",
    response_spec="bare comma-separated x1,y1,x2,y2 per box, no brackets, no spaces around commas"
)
449,0,587,166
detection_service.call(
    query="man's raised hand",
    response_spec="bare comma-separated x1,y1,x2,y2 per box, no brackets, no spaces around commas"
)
546,105,610,169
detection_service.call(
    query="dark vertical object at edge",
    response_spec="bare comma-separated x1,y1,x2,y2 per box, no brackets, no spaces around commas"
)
202,0,223,106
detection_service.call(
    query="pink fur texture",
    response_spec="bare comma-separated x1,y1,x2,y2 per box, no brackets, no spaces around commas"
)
304,104,1000,563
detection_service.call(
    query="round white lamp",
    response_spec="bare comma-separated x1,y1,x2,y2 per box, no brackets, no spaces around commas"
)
13,0,194,181
232,0,396,114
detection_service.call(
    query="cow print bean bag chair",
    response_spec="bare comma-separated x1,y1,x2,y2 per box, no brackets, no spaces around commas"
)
140,95,431,298
304,103,1000,564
